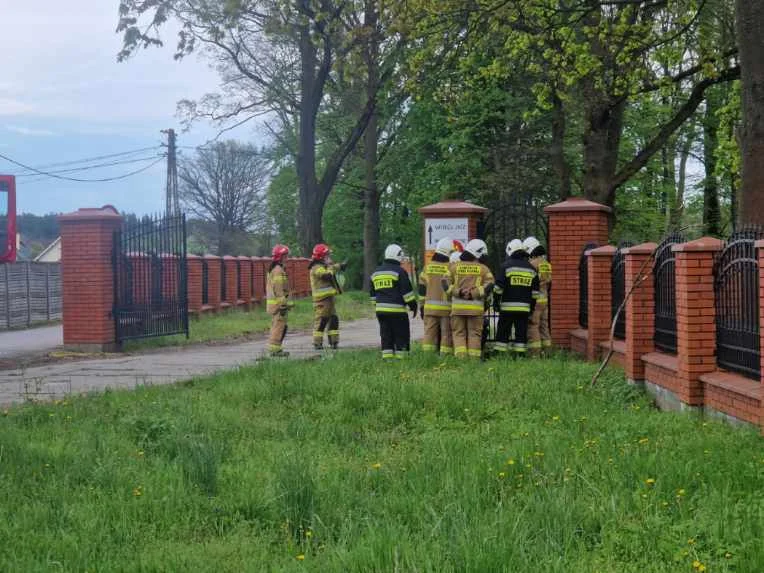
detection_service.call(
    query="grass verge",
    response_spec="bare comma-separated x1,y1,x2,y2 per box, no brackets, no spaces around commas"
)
1,353,763,571
123,291,374,351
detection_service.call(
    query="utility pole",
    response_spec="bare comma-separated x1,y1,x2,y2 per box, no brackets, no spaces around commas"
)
162,128,179,216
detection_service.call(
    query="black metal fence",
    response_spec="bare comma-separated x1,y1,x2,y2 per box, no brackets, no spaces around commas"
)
112,214,188,343
579,243,598,329
611,242,632,340
654,232,684,354
715,229,762,380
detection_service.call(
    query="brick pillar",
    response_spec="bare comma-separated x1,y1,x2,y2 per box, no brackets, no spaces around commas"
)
543,198,611,348
296,258,310,296
204,255,222,310
238,256,253,309
757,241,764,434
187,255,203,314
252,257,267,303
58,206,123,352
674,238,724,406
623,243,657,382
587,246,616,361
221,256,237,307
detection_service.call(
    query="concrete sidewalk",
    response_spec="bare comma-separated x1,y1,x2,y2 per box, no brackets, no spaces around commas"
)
0,324,63,360
0,318,424,406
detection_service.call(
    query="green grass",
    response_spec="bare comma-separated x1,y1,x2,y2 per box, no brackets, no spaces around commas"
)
2,353,764,572
124,291,374,351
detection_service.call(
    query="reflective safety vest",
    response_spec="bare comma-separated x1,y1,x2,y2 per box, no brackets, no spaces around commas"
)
494,256,539,313
266,264,290,314
310,262,340,302
418,260,451,316
530,256,552,304
449,260,495,317
370,261,416,313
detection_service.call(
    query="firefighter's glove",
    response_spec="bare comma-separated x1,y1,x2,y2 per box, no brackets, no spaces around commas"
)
440,278,450,294
493,297,501,312
419,305,424,319
410,302,418,319
459,288,472,300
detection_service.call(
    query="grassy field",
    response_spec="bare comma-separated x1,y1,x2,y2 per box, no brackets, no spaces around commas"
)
124,291,374,351
2,353,764,572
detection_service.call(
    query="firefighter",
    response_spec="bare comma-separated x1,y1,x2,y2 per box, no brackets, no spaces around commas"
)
309,243,345,351
494,239,539,357
418,237,456,355
370,244,418,359
447,239,494,359
524,236,553,353
266,244,293,357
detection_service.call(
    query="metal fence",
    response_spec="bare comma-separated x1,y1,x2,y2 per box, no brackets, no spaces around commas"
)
654,232,684,354
0,262,62,329
714,229,762,381
611,242,632,340
579,243,598,329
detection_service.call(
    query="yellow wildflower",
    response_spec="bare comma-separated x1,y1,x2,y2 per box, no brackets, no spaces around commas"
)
692,560,701,569
552,415,560,421
688,538,696,545
506,458,515,465
132,486,143,497
638,437,649,445
645,478,656,486
306,530,313,538
296,554,305,561
498,472,506,479
725,552,733,559
371,462,382,470
677,488,686,496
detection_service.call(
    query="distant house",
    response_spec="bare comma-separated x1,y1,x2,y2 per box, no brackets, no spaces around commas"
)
34,236,61,263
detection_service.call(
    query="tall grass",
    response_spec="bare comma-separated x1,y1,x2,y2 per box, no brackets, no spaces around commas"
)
1,352,763,571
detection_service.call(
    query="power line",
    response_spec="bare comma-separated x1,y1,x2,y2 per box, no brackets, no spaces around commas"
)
16,155,163,179
11,146,162,174
0,152,165,183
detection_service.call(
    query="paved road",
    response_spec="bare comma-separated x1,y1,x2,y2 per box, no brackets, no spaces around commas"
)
0,319,424,406
0,324,63,360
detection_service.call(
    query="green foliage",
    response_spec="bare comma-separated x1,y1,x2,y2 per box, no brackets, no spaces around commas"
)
267,164,299,253
2,352,764,570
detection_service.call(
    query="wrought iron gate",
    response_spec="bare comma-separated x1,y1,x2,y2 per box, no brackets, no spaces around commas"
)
653,232,684,354
611,242,633,340
113,214,188,343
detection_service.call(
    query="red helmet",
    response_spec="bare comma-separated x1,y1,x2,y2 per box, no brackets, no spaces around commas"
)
272,244,290,262
311,243,331,260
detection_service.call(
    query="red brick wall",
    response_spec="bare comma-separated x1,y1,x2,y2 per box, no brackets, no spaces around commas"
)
238,257,252,306
222,256,238,306
204,256,222,309
544,198,611,348
623,243,657,381
59,207,123,350
587,246,616,360
187,255,203,313
704,382,761,425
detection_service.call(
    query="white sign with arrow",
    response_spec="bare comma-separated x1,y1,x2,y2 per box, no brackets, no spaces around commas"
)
424,218,469,250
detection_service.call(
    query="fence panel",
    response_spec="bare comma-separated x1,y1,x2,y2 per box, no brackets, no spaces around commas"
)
715,229,762,381
611,242,632,340
0,262,62,329
654,233,684,354
578,243,598,329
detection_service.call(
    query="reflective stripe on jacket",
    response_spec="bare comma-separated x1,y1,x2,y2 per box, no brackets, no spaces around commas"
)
370,261,416,315
310,262,340,302
418,260,451,316
266,264,290,314
448,260,494,317
530,256,552,304
494,256,538,315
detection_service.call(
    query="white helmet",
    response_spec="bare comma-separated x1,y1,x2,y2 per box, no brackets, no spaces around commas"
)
384,244,405,262
523,236,541,254
450,251,462,263
435,237,454,256
506,239,525,257
466,239,488,259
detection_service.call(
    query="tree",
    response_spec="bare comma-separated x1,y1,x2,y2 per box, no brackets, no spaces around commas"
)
735,0,764,225
178,141,270,255
117,0,386,254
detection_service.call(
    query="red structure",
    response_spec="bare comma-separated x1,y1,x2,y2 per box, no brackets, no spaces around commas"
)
0,175,17,263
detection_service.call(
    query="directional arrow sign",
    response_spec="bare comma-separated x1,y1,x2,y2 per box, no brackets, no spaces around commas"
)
424,218,469,250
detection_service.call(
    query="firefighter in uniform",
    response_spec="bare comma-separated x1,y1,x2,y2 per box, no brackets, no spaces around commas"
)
494,239,539,356
266,244,293,357
524,236,553,353
447,239,494,359
370,244,418,359
418,237,456,355
309,243,345,350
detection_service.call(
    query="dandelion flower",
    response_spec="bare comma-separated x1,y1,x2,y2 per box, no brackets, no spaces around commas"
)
506,458,515,465
132,486,143,497
692,560,701,569
688,538,696,545
296,554,305,561
725,552,733,559
498,472,506,479
677,488,686,496
552,415,560,421
371,462,382,470
638,437,649,445
306,530,313,538
645,478,656,486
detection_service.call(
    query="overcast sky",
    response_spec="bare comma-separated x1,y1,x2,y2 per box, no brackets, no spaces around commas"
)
0,1,256,215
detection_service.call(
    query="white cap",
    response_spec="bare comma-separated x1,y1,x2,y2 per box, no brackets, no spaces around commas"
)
450,251,462,263
435,237,454,256
523,236,541,254
384,244,405,263
506,239,525,257
466,239,488,259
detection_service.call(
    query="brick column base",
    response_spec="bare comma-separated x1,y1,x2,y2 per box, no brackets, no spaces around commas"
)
587,246,616,361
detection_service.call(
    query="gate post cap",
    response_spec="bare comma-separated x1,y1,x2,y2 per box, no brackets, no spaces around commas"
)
588,245,617,257
58,205,122,222
237,255,251,261
755,240,764,251
203,254,221,260
187,254,202,259
222,255,237,261
418,199,488,216
622,242,657,255
672,237,724,253
544,197,611,214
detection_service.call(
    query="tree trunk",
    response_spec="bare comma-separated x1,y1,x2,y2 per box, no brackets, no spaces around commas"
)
703,90,721,236
661,141,677,231
362,0,380,291
551,92,572,200
582,95,627,207
736,0,764,226
675,132,693,228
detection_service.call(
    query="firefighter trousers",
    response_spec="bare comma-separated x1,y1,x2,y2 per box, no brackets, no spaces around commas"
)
496,311,529,354
528,301,549,352
451,315,483,358
268,311,288,353
422,314,453,354
313,298,339,349
377,313,410,359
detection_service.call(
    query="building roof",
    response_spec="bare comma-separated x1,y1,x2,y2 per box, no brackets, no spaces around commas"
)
34,236,61,262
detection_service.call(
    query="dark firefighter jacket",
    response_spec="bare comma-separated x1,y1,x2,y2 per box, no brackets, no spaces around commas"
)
369,260,418,314
494,255,540,313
